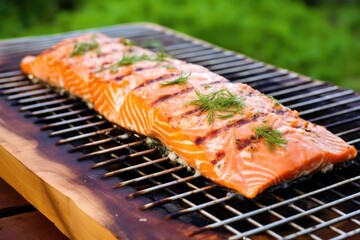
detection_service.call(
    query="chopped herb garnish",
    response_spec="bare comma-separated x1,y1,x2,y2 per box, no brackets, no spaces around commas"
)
107,54,151,73
94,65,105,73
189,89,246,124
162,65,176,69
119,54,152,65
109,64,120,74
204,84,212,90
269,96,280,105
118,37,135,46
70,36,99,57
141,39,165,52
160,72,190,87
155,51,171,61
102,52,169,74
253,125,287,151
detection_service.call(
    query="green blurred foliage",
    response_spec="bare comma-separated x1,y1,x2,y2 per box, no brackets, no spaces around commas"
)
0,0,359,91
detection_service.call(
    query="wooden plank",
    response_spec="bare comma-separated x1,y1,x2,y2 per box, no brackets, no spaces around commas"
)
0,211,68,240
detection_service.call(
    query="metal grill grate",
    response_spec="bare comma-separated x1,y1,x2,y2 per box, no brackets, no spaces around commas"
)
0,24,359,239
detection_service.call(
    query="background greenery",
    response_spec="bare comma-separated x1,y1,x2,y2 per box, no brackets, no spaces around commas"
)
1,0,359,91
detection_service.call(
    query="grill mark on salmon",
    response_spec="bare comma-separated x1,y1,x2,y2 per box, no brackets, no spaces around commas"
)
151,80,226,107
133,73,178,90
156,80,230,119
175,107,202,119
151,88,194,107
113,65,163,82
235,138,252,151
194,114,262,145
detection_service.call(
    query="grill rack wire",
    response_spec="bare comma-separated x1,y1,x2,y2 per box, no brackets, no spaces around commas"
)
0,24,359,240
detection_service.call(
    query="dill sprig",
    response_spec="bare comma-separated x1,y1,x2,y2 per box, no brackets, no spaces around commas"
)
141,39,165,52
155,51,171,61
253,125,287,151
118,37,135,46
94,65,105,73
162,65,176,69
109,54,150,73
204,84,212,90
70,35,99,57
140,38,172,61
108,54,150,73
101,52,169,74
268,95,280,105
160,72,190,87
189,89,246,124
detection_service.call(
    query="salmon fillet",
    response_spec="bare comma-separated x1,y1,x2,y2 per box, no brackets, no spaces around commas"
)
20,34,357,198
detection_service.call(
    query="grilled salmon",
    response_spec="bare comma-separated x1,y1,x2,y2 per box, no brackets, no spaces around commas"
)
20,34,357,198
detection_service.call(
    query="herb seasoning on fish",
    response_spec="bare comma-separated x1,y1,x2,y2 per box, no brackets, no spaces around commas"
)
101,52,169,74
70,36,100,57
253,125,287,151
268,96,280,105
118,37,135,46
189,89,246,124
160,72,190,87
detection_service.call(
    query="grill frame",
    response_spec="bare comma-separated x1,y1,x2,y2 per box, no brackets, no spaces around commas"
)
0,23,359,240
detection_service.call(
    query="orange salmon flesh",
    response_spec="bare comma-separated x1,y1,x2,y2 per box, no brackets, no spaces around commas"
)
20,33,357,198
